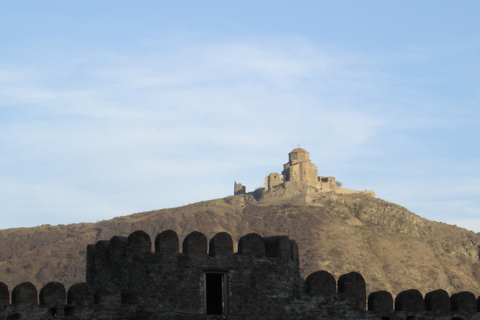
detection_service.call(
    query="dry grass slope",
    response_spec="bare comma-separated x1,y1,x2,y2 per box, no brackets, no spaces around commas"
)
0,193,479,297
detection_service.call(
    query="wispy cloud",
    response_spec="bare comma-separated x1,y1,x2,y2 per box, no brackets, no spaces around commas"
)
0,36,479,232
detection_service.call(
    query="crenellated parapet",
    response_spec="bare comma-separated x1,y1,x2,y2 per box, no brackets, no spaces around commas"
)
82,230,480,319
0,281,121,318
85,230,301,315
2,230,480,319
0,269,479,319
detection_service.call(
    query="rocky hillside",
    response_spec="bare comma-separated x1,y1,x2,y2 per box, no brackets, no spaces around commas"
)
0,192,479,297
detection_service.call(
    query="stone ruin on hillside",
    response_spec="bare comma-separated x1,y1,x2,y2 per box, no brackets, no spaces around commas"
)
234,148,375,200
1,230,480,319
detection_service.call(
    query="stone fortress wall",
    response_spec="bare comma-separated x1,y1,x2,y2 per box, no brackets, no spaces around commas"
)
1,230,480,319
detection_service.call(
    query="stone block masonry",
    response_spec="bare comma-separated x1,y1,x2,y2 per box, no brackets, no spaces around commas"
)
0,230,479,319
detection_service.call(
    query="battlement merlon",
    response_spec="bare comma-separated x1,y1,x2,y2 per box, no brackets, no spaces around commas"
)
1,229,478,318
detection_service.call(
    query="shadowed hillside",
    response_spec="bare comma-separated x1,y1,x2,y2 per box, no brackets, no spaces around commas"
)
0,192,479,296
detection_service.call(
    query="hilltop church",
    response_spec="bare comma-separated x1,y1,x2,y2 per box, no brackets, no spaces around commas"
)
235,147,375,198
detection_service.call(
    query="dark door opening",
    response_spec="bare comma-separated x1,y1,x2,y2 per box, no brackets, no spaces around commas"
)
205,273,225,315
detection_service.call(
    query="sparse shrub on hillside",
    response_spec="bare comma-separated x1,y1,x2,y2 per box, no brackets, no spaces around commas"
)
0,193,479,296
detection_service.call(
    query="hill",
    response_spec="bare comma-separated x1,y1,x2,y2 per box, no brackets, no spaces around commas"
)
0,192,479,297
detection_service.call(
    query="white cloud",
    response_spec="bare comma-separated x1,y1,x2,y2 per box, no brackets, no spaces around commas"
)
1,36,478,232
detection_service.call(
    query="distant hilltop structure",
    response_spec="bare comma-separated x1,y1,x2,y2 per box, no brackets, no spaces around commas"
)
235,148,375,203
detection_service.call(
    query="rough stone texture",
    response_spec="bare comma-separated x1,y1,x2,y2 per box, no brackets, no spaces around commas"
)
305,270,336,297
11,282,37,306
1,231,480,319
338,271,366,309
67,282,94,307
451,291,477,313
264,172,284,191
208,232,233,256
94,283,122,308
0,282,9,306
155,230,179,254
395,289,425,312
87,230,302,316
39,281,66,306
425,289,450,312
264,235,292,261
368,290,393,312
126,230,151,255
238,232,265,258
182,231,208,255
109,236,128,257
233,181,246,195
282,148,318,183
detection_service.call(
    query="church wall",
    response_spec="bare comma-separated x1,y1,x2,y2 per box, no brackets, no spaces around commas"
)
289,150,309,165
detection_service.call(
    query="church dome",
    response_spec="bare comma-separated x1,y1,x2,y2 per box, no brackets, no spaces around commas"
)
289,147,308,154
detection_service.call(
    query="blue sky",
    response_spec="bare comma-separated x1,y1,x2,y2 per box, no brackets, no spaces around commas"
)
1,1,480,231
